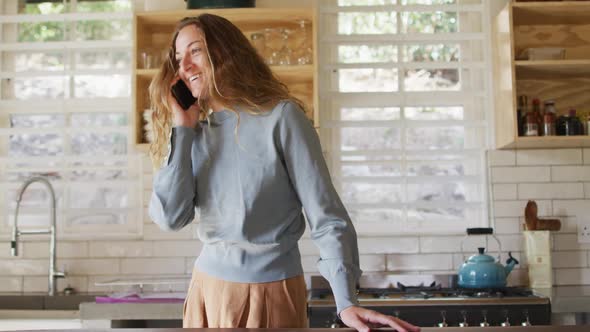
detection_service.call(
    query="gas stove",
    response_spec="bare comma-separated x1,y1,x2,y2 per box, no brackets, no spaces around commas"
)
307,275,551,328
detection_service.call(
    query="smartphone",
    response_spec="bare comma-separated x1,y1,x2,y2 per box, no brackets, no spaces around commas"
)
171,79,197,110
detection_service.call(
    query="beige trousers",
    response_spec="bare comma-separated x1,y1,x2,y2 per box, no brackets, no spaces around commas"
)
183,269,308,328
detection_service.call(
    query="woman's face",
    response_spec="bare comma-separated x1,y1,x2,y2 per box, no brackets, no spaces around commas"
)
175,25,209,99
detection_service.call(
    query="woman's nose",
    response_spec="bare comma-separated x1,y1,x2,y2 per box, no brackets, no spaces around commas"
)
180,54,193,71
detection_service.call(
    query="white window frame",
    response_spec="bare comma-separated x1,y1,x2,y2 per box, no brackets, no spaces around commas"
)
318,0,494,235
0,0,142,240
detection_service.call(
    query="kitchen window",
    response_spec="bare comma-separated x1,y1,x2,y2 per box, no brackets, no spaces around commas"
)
318,0,492,234
0,0,141,239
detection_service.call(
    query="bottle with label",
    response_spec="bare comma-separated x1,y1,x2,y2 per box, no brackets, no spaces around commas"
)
542,100,556,136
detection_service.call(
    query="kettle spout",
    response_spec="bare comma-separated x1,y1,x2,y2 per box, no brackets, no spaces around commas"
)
504,251,519,275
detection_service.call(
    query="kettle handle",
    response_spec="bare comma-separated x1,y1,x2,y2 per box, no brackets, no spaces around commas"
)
460,228,502,262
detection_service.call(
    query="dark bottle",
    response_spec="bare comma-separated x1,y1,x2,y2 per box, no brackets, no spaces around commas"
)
517,95,528,136
557,108,583,136
531,98,544,136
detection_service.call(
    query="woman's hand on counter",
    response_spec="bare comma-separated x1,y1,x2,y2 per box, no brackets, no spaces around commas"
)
339,305,420,332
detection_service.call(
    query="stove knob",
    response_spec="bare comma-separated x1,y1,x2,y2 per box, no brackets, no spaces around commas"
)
459,310,469,327
480,310,489,327
522,309,532,326
330,322,342,328
438,310,448,328
501,310,511,327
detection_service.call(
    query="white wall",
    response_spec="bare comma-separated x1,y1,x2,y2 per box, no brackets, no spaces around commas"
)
1,0,589,294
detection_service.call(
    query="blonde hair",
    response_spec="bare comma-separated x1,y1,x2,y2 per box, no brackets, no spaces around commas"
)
148,14,305,168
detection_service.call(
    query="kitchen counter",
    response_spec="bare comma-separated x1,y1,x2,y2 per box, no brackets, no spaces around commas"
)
534,286,590,313
78,286,590,327
5,327,590,332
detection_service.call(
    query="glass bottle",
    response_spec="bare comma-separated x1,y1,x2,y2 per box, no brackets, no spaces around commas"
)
517,95,528,136
524,112,539,136
542,100,556,136
531,98,544,136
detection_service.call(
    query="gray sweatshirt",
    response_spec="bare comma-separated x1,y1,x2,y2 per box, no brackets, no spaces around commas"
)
149,100,361,313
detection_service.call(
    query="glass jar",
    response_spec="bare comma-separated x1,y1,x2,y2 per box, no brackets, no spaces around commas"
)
524,112,539,136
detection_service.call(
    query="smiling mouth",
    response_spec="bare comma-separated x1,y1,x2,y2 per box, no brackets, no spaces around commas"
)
189,74,201,82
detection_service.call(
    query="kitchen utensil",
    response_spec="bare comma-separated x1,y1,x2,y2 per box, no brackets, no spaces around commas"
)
458,228,519,288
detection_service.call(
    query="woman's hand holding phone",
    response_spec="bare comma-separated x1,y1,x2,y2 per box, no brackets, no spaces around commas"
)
169,78,199,128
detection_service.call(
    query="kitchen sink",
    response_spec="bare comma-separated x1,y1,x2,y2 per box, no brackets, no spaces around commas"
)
0,294,97,310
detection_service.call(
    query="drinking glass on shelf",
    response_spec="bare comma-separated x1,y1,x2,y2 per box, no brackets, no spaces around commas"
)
263,28,282,65
294,19,312,65
277,28,293,66
140,49,159,69
250,32,266,59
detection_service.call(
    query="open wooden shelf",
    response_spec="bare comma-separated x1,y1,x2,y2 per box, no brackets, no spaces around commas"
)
492,1,590,150
512,1,590,25
505,136,590,149
133,7,317,149
514,60,590,79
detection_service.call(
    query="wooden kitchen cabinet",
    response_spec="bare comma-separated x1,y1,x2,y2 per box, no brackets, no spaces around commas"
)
133,8,318,151
492,1,590,149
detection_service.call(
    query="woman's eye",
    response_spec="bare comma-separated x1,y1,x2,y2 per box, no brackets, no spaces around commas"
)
191,48,201,55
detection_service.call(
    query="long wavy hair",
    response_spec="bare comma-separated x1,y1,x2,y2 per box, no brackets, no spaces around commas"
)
148,14,305,168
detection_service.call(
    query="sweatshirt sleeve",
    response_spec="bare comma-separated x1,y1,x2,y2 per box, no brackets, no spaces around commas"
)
148,126,197,231
276,101,362,314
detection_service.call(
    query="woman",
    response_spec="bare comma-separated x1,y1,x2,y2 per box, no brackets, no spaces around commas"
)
148,14,419,332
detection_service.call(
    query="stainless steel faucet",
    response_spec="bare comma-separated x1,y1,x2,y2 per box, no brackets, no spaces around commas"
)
11,176,65,296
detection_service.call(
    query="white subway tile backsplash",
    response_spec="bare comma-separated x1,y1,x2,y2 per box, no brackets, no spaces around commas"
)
185,257,198,274
23,241,88,259
386,254,453,271
23,276,47,293
585,183,590,199
0,242,23,259
489,150,516,166
23,276,88,293
555,268,590,285
0,277,22,292
554,234,590,251
61,259,120,275
357,237,419,254
494,218,522,234
419,236,461,253
0,260,49,275
493,200,551,218
360,254,386,272
120,258,184,275
551,166,590,182
583,149,590,164
518,183,584,200
492,184,517,200
557,216,581,234
491,167,550,183
89,241,153,258
552,200,590,217
516,149,582,166
488,234,524,252
152,240,202,257
552,251,588,268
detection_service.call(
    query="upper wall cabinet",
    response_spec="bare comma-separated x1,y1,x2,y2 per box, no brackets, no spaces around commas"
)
133,8,317,151
492,1,590,149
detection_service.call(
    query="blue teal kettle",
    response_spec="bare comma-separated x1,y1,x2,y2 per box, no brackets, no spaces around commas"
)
457,228,519,289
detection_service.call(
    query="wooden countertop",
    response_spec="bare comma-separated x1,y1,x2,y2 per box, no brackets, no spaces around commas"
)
11,326,590,332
